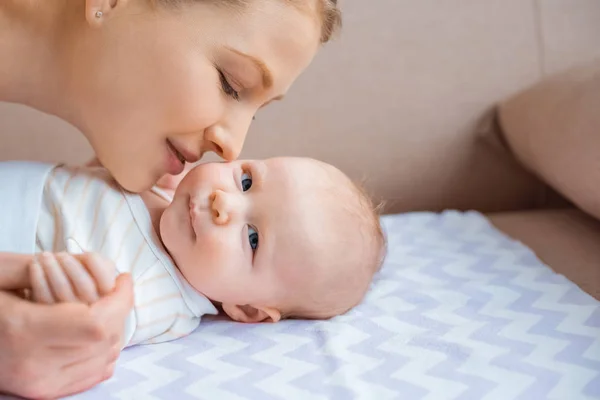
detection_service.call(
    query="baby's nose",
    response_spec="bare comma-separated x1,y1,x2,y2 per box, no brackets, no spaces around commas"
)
210,189,238,225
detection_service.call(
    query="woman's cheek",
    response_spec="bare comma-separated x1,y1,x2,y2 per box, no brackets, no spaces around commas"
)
162,67,226,131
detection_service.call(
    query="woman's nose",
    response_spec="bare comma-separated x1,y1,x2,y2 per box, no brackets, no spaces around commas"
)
210,189,241,225
203,119,250,161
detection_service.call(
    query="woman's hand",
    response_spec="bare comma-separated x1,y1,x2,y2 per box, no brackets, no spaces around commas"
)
0,273,133,399
29,252,116,305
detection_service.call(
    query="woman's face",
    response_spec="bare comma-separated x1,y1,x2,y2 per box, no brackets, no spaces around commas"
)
65,0,320,192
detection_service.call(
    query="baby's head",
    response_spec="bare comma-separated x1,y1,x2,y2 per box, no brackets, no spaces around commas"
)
160,157,385,322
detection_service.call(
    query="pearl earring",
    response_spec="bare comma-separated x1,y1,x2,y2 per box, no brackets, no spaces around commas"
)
95,11,103,18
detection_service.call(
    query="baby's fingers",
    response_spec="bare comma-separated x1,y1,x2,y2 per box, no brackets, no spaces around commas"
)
77,253,116,296
56,253,99,304
40,252,78,302
29,258,55,304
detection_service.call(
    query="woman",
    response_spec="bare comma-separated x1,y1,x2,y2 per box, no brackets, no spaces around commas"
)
0,0,341,397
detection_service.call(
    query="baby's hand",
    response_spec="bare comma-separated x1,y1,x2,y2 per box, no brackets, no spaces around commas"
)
28,252,116,305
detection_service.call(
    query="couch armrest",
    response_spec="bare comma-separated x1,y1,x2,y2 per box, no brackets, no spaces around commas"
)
498,59,600,219
489,209,600,301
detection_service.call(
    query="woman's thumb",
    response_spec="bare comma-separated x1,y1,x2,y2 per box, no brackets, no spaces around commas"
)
112,273,134,307
92,273,134,320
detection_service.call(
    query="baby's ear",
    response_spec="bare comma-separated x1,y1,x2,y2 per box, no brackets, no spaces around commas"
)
222,304,281,323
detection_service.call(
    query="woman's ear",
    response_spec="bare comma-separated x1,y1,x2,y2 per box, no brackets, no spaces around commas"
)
222,304,282,323
85,0,125,26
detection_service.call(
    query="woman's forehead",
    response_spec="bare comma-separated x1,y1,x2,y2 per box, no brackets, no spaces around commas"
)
220,2,320,85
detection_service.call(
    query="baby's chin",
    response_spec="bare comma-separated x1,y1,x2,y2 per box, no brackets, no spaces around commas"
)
158,201,194,259
158,219,184,267
158,205,176,249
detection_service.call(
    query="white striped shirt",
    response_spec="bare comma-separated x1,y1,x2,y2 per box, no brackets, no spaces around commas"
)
35,165,217,347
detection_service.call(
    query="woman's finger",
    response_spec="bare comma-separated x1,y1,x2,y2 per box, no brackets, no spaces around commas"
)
92,273,134,349
40,252,77,302
56,253,99,304
56,341,121,397
54,353,116,398
28,258,55,304
30,300,107,346
54,371,106,399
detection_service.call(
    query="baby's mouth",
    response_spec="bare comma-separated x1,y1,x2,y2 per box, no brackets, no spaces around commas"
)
188,191,212,239
188,195,206,239
187,196,197,239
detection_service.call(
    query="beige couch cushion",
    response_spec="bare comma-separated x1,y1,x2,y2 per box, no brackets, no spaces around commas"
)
489,209,600,301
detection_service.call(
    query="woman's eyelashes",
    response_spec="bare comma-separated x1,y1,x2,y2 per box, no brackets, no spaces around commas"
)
218,69,239,101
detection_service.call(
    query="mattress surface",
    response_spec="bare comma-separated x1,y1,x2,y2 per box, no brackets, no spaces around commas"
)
58,211,600,399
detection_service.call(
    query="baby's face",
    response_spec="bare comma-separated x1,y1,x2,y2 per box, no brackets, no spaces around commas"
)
160,157,325,315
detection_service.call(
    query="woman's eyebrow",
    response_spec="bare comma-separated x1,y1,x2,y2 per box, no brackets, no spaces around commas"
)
225,46,273,89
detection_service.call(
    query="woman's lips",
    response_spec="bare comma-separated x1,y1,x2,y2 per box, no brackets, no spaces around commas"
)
166,140,185,175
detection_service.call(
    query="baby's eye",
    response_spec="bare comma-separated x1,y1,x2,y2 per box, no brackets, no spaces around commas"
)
248,226,259,251
241,171,252,192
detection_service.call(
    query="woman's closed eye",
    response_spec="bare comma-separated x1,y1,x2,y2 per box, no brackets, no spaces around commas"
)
218,69,239,101
248,226,259,251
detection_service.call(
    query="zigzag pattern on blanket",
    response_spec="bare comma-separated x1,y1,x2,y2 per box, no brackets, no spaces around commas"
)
72,211,600,400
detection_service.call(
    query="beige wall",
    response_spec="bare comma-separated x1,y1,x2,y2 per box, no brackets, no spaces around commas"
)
1,0,599,213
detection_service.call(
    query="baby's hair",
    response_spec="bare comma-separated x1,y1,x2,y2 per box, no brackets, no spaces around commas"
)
153,0,341,44
283,162,387,320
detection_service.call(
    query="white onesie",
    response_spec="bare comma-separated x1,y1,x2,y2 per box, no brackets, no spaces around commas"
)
0,161,217,348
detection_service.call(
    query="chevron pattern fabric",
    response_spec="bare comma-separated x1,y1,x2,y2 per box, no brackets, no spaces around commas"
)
57,211,600,399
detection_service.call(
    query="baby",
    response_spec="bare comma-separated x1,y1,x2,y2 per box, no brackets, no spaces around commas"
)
0,157,385,347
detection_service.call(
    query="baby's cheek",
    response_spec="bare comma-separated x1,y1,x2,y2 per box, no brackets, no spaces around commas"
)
196,233,248,281
197,233,233,263
183,231,213,266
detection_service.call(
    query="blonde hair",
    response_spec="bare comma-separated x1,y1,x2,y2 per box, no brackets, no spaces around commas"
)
283,162,387,320
155,0,341,44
